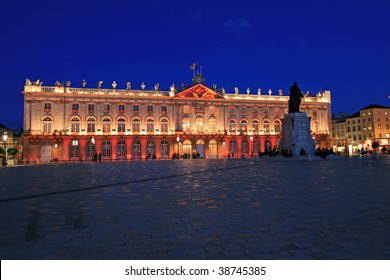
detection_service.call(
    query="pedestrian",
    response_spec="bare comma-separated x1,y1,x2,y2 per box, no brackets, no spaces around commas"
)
98,153,102,163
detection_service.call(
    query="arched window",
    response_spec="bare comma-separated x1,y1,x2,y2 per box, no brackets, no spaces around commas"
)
161,119,168,133
43,117,52,133
86,140,96,159
229,119,236,133
209,139,218,158
229,140,237,155
132,140,141,158
102,140,111,157
103,118,111,133
69,139,80,159
242,139,249,155
118,118,126,133
147,119,155,133
182,117,191,132
160,140,169,158
146,140,155,157
208,117,217,133
183,139,192,155
196,117,204,133
252,120,259,134
263,119,270,132
274,120,281,133
117,140,126,157
71,118,80,133
240,119,248,132
132,118,140,133
253,139,260,154
87,118,96,133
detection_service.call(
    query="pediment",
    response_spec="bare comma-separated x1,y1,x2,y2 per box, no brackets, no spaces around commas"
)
176,84,223,99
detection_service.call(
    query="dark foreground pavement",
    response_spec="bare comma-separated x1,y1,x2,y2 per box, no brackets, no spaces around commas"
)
0,156,389,259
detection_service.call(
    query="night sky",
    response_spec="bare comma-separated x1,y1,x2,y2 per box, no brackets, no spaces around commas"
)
1,0,390,129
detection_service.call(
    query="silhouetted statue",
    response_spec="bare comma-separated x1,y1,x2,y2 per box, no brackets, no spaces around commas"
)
289,82,304,113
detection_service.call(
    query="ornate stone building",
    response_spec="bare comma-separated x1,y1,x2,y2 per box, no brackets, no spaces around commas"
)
21,75,332,163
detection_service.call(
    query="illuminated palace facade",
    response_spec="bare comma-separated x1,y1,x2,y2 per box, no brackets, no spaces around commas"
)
22,75,332,163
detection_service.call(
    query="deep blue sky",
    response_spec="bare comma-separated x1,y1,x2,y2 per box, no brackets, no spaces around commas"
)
1,0,390,129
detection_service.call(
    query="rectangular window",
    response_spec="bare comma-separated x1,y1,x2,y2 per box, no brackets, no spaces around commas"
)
103,104,110,113
264,108,269,115
44,103,51,112
161,105,167,114
229,107,235,115
87,123,95,133
118,123,125,132
147,122,154,133
161,123,168,133
103,122,111,133
43,122,51,133
241,107,246,115
132,122,140,133
133,105,139,114
252,108,258,116
147,105,153,114
71,122,80,133
72,103,79,113
118,104,125,113
88,104,95,113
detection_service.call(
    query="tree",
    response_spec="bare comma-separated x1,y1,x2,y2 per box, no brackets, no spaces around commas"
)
0,147,5,155
7,148,19,158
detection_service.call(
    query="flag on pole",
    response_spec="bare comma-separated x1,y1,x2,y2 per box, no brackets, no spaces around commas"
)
189,63,196,70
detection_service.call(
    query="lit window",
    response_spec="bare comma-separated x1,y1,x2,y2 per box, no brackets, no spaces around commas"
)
118,104,125,113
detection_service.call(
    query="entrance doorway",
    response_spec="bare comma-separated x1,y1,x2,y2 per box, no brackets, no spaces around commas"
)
196,139,205,158
40,141,52,163
209,139,218,158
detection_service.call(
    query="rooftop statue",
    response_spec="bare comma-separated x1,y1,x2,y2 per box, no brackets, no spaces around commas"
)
288,82,304,113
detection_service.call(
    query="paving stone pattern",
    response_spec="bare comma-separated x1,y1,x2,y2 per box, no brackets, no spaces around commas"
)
0,157,389,260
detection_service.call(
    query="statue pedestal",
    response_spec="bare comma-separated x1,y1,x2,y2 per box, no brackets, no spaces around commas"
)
280,112,315,155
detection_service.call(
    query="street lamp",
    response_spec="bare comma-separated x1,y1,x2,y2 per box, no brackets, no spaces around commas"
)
91,136,96,161
2,131,8,165
386,133,389,153
250,136,254,157
176,135,180,155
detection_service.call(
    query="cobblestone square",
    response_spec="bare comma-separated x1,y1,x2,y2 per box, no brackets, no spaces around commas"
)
0,157,389,259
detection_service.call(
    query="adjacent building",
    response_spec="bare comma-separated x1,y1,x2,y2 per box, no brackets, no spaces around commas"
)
344,104,390,153
21,74,332,163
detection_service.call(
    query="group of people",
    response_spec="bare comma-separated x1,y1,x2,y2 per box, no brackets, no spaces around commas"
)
91,152,102,162
171,152,202,160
